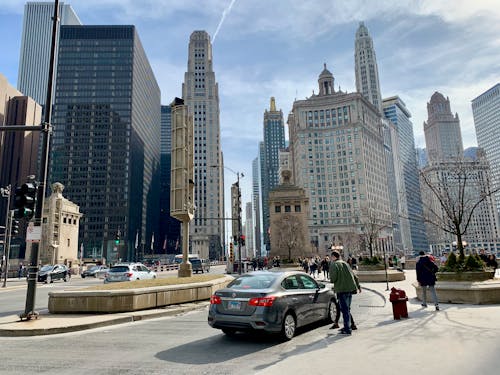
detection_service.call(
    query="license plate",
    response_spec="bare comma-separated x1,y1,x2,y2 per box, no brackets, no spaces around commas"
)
227,301,241,310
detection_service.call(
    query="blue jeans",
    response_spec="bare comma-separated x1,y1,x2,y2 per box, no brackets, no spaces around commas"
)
422,285,439,306
337,292,353,332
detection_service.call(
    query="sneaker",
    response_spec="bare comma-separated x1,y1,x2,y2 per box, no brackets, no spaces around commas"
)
351,324,357,330
330,323,340,329
338,328,351,335
421,303,427,308
435,305,440,311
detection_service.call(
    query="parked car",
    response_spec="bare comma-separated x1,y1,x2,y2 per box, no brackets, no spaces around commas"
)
104,263,157,283
81,265,109,278
191,258,210,274
208,270,337,340
38,264,70,283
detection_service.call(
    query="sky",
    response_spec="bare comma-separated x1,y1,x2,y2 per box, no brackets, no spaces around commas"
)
1,0,499,209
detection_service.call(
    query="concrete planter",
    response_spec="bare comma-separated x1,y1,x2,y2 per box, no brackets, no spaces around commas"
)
437,271,495,282
355,269,405,282
48,275,233,314
358,264,385,271
413,278,500,304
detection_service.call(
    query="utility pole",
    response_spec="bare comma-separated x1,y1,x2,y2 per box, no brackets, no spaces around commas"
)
21,0,59,320
1,185,11,287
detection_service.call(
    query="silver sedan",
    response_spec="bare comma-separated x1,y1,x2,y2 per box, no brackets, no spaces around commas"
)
208,270,337,340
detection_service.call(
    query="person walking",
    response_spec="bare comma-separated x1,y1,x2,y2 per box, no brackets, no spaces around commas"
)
416,250,440,311
329,250,361,335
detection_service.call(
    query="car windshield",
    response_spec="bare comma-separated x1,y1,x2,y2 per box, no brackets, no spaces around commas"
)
227,274,278,290
109,266,129,273
89,266,99,271
40,265,54,272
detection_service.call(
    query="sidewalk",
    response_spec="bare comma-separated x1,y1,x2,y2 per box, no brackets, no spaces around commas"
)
1,271,500,375
259,270,500,375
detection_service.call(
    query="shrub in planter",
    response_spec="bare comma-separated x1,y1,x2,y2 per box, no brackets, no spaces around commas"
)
439,251,486,273
360,256,382,266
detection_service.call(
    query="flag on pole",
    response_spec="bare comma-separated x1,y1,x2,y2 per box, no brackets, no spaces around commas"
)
163,236,167,251
151,232,154,251
135,231,139,249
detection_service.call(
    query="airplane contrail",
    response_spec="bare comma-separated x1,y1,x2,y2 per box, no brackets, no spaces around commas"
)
212,0,237,43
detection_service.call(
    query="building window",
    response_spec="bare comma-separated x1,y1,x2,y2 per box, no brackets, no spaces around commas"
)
67,239,70,247
285,205,291,212
275,205,281,213
295,205,301,212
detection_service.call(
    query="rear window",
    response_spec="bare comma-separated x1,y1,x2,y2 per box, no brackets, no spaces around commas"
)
109,266,129,273
227,274,278,290
191,259,201,265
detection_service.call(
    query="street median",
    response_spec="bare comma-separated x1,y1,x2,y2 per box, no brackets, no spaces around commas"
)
48,275,233,313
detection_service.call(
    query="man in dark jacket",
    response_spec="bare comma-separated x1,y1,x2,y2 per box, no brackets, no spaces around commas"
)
329,250,361,335
416,251,439,310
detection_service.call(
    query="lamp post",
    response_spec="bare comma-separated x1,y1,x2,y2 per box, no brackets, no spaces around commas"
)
210,165,244,274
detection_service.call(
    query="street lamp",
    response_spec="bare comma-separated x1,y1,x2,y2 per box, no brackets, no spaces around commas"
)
210,165,244,275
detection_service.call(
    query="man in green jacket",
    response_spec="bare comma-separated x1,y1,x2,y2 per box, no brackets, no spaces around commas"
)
329,250,362,335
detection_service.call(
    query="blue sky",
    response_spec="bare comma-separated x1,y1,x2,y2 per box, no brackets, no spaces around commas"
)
1,0,499,208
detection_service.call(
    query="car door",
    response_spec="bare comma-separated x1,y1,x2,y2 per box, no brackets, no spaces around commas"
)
281,275,312,327
297,274,322,323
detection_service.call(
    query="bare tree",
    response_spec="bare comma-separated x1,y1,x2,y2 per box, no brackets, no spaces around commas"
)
358,208,392,258
276,214,303,261
420,157,500,258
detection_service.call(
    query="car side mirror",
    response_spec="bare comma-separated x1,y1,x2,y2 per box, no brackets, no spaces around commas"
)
317,282,325,289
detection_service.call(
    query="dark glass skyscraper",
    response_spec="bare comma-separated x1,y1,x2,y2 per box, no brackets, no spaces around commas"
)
50,26,161,262
159,105,181,256
261,97,285,253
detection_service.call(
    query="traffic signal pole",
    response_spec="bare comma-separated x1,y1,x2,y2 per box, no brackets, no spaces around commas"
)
1,185,11,287
21,0,59,320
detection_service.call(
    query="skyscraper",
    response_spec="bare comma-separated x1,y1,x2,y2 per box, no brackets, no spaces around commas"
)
252,156,262,257
159,105,181,257
50,25,161,262
355,22,382,112
288,64,392,256
383,96,428,253
182,31,224,260
260,97,286,253
422,92,499,253
472,83,500,216
424,92,463,163
17,1,81,106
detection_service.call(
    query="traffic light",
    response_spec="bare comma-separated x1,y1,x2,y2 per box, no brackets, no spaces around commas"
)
240,235,246,247
11,219,20,236
229,243,234,262
115,233,120,245
13,182,37,219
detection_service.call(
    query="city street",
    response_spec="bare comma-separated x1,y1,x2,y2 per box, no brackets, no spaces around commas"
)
0,277,380,375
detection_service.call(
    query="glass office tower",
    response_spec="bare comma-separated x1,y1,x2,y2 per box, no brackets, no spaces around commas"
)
50,26,161,262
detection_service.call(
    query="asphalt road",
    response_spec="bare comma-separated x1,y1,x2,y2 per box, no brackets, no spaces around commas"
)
0,264,227,317
0,287,381,375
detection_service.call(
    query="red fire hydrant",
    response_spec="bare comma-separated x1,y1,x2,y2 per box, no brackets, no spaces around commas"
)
389,287,409,320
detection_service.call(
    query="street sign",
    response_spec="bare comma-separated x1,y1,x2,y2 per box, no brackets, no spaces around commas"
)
26,222,42,242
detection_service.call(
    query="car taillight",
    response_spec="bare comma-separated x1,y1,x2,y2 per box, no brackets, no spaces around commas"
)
248,296,276,307
210,295,222,304
125,272,133,277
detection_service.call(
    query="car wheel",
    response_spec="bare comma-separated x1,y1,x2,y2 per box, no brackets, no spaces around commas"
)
222,328,237,336
81,274,85,278
281,312,296,341
326,299,337,323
